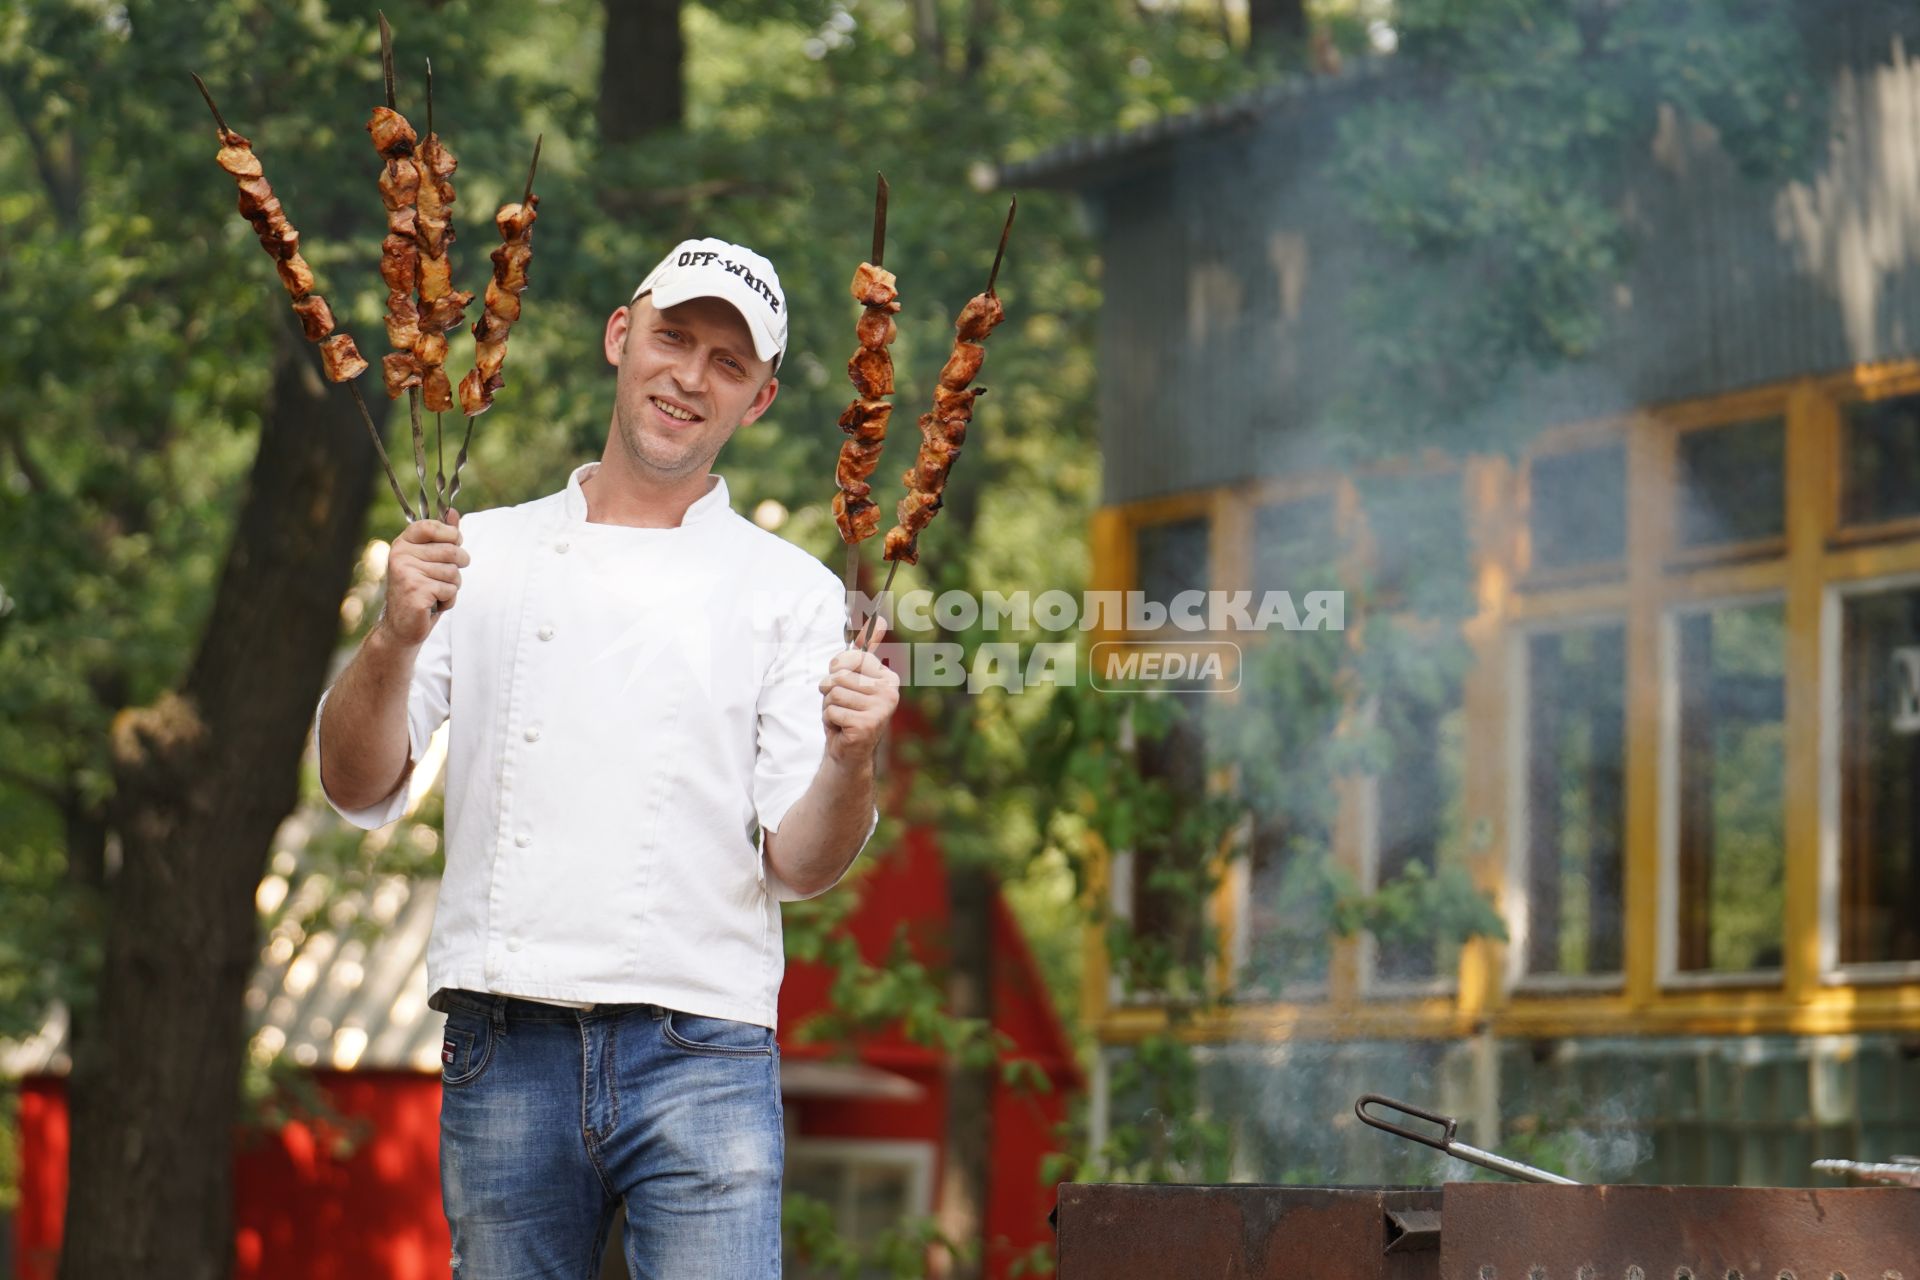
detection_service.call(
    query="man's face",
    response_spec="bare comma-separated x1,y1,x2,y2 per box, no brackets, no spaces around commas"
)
603,294,779,481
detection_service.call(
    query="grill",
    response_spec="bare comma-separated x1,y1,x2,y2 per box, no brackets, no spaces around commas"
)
1054,1182,1920,1278
1053,1096,1920,1278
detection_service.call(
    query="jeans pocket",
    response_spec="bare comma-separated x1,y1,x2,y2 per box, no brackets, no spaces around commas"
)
661,1009,775,1057
440,1010,496,1086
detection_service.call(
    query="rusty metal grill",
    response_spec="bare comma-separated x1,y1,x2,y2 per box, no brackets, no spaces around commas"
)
1053,1184,1445,1279
1054,1183,1920,1279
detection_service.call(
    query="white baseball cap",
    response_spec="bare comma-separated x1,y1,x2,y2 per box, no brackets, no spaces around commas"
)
630,237,788,370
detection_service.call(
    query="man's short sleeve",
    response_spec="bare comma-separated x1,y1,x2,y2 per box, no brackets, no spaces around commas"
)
313,617,452,830
752,573,879,900
752,579,843,837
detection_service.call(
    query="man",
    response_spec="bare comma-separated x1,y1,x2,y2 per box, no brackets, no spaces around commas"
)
315,237,899,1278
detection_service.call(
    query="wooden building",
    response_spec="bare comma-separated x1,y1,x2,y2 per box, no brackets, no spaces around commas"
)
999,9,1920,1185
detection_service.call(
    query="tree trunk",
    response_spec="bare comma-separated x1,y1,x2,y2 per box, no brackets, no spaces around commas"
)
960,0,995,84
1247,0,1308,61
600,0,685,143
913,0,947,71
932,858,995,1280
58,329,378,1280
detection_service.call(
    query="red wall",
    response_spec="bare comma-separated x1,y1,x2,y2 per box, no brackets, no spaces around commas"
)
16,1072,447,1280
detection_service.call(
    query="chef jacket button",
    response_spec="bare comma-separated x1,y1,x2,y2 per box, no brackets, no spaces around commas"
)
538,625,555,641
524,727,542,743
514,833,532,848
555,541,570,554
507,935,523,953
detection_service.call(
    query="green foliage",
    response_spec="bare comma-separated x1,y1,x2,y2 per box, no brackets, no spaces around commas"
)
784,1191,950,1280
1095,1031,1234,1183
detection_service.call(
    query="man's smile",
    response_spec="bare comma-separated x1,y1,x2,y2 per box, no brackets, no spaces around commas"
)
649,395,704,424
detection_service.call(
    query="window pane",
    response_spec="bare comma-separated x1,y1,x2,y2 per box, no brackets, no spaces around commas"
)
782,1152,919,1280
1530,444,1626,572
1243,817,1334,992
1253,494,1339,600
850,1164,913,1243
1522,625,1627,978
1373,665,1469,985
1840,586,1920,965
1230,620,1347,999
1127,695,1208,983
1843,394,1920,526
1359,472,1470,613
1676,418,1785,548
1136,518,1209,618
1675,602,1786,974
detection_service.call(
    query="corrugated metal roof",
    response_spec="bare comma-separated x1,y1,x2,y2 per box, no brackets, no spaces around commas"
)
2,788,451,1079
992,61,1390,192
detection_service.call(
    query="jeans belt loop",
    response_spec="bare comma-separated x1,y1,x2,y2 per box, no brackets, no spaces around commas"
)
490,995,508,1034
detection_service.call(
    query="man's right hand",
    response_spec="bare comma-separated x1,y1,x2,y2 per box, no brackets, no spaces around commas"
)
380,510,468,647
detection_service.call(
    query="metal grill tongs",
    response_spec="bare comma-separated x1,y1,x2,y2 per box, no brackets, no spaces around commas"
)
1355,1093,1581,1185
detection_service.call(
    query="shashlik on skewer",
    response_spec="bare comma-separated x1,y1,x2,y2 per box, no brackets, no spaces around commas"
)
444,137,542,515
368,106,471,411
194,70,416,522
832,261,901,544
880,290,1003,565
213,119,367,383
458,194,537,417
369,106,424,399
414,130,470,412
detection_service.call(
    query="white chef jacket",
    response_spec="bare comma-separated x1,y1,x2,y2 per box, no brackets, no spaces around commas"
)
315,464,863,1028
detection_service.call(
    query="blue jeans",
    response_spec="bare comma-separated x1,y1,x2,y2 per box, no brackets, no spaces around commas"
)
434,990,784,1279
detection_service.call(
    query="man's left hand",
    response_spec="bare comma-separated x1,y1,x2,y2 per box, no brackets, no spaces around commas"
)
819,614,901,764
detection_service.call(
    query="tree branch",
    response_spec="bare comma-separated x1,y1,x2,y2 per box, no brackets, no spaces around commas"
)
3,420,54,496
0,65,84,226
0,761,67,807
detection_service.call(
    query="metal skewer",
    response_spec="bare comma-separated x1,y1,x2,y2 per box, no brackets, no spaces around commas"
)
853,558,898,652
189,72,231,136
1356,1094,1580,1185
378,12,396,110
987,196,1015,297
522,134,543,205
346,382,420,523
444,416,475,520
